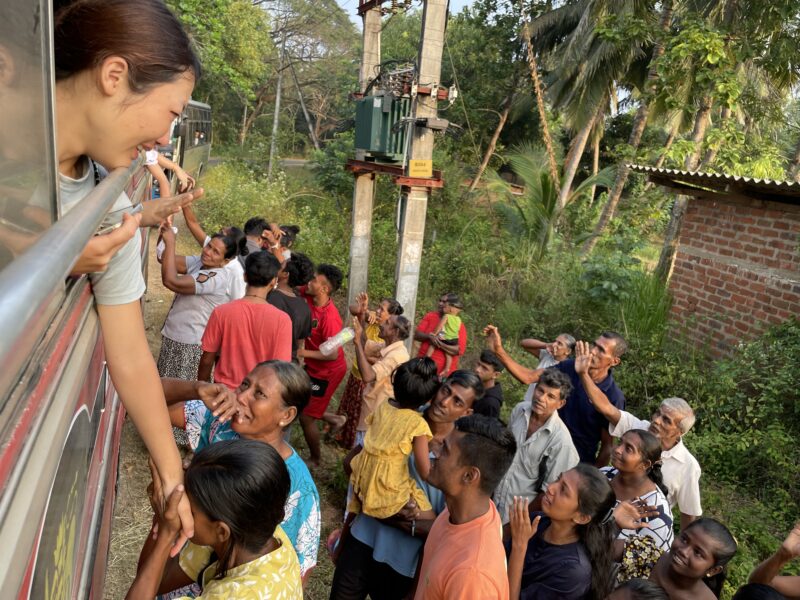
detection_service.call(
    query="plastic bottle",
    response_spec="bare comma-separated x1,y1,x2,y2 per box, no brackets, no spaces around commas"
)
319,327,355,356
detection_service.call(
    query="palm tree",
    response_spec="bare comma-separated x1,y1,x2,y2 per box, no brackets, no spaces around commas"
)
486,145,615,261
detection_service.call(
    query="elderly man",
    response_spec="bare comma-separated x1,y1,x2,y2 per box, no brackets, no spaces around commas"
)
414,415,517,600
576,342,702,530
493,367,579,527
485,326,627,466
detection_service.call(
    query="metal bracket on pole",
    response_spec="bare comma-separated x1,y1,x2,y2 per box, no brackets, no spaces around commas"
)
345,159,444,188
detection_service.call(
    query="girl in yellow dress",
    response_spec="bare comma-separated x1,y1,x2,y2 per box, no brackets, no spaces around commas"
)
347,358,441,518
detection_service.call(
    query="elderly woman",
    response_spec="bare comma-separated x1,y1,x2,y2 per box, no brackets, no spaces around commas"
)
162,360,321,583
330,370,485,599
157,226,237,381
350,306,412,449
334,293,405,448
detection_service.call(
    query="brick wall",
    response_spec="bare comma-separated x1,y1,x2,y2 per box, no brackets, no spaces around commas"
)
669,195,800,357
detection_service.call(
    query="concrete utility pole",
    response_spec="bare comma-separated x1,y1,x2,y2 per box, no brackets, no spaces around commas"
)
347,5,382,308
395,0,448,336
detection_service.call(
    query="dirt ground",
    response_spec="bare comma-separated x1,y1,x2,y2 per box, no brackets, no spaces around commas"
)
104,224,347,599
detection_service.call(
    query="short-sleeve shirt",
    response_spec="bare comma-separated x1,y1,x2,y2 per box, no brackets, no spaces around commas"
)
505,514,592,600
182,402,321,575
415,311,467,374
176,525,302,599
201,299,292,389
267,290,312,362
473,383,504,420
299,288,346,378
224,258,246,300
358,340,411,431
609,411,702,516
59,157,146,306
161,256,232,345
601,467,674,551
414,503,509,600
493,406,579,524
350,452,445,579
555,359,625,463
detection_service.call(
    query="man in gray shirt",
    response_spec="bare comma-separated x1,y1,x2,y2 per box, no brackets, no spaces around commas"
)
493,368,579,526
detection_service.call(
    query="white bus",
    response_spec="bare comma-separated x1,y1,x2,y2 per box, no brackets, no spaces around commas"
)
0,1,190,597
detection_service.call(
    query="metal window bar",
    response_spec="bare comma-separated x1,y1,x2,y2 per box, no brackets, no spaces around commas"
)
0,156,144,405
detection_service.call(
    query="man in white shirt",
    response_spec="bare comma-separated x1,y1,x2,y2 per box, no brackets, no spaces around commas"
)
586,386,702,530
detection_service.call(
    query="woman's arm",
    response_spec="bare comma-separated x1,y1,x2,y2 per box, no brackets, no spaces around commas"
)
520,338,548,355
197,351,216,382
412,435,431,480
181,205,208,247
146,164,171,199
508,497,540,600
160,228,198,295
97,301,193,552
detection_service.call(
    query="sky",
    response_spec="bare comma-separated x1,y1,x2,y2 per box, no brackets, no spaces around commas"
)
337,0,474,26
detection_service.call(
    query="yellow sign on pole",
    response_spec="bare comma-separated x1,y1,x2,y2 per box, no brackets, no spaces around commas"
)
408,159,433,178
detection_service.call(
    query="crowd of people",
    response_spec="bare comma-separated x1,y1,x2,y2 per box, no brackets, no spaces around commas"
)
34,0,798,598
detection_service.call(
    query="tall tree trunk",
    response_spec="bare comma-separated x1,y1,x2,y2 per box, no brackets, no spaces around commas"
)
786,132,800,181
588,133,600,205
267,32,287,179
580,0,673,255
558,102,603,212
468,94,514,192
697,106,731,170
652,124,678,170
239,85,271,146
655,97,714,281
288,58,320,151
523,21,560,194
239,103,248,147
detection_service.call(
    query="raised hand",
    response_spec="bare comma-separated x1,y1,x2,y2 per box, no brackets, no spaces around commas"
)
510,496,540,549
143,188,205,226
781,522,800,558
613,498,657,530
574,340,592,375
355,291,369,315
483,324,503,353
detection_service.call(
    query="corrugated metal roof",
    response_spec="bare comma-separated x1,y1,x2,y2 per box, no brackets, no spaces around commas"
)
627,164,800,203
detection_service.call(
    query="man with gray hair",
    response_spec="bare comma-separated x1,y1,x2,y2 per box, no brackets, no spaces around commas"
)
585,383,702,530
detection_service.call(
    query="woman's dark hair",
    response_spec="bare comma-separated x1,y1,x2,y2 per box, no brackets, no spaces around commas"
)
445,369,484,401
381,297,404,316
225,226,247,257
244,217,269,237
244,252,280,288
254,360,311,422
686,518,738,598
184,439,290,579
573,463,617,600
615,578,669,600
732,584,787,600
443,292,463,309
210,233,238,261
284,252,314,288
54,0,201,90
279,225,300,247
454,414,516,495
624,429,669,500
393,316,411,341
392,357,440,410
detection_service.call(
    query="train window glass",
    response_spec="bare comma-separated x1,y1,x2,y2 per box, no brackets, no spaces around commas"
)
0,0,58,274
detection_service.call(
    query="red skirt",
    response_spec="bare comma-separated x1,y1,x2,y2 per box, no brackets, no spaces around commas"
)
335,373,365,449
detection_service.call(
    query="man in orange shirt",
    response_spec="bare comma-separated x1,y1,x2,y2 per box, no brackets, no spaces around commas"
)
414,415,517,600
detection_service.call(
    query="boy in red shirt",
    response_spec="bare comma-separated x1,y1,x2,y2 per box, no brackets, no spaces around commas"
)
297,264,348,465
198,251,292,388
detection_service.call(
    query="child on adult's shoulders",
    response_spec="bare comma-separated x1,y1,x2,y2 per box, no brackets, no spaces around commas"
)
473,348,505,420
